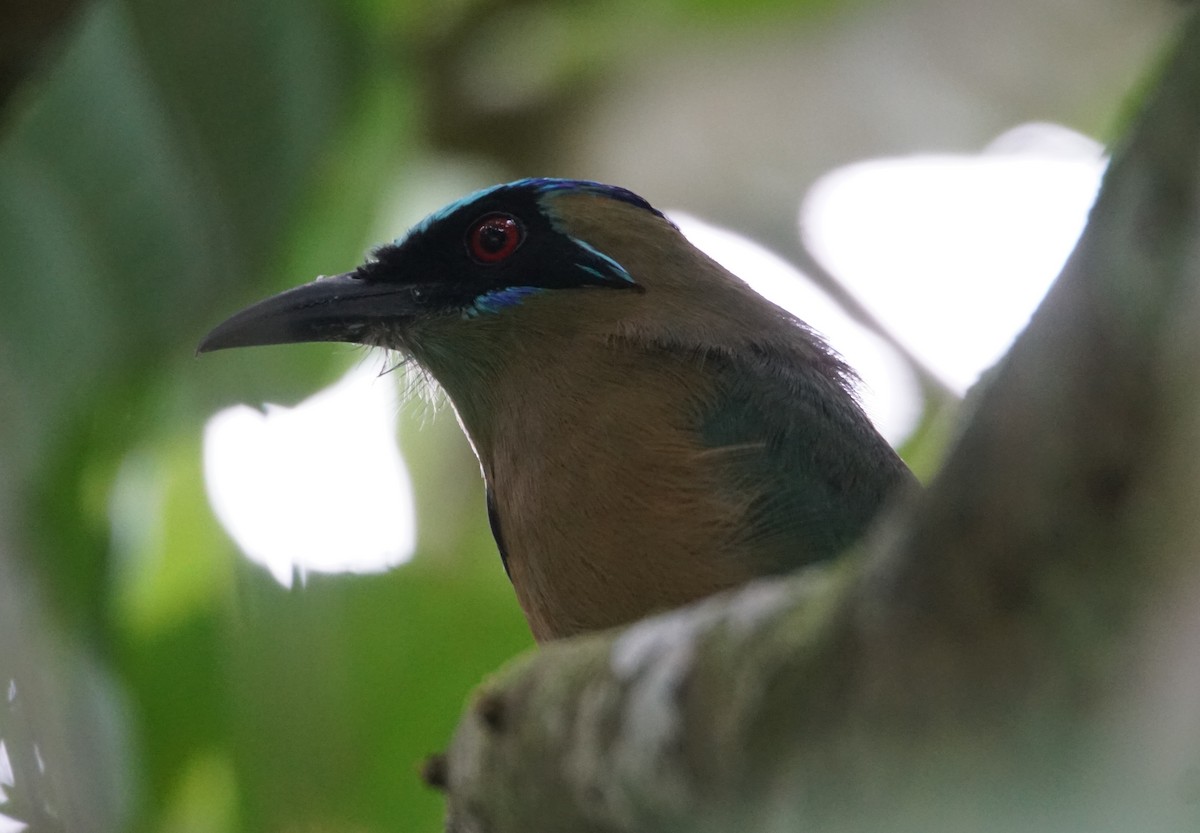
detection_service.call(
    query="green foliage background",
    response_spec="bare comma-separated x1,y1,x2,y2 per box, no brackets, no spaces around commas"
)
0,0,1171,831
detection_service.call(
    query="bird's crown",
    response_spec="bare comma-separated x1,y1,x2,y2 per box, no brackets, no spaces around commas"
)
196,178,730,355
355,178,665,317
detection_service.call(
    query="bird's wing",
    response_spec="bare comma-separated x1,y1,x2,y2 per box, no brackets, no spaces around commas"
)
694,345,910,573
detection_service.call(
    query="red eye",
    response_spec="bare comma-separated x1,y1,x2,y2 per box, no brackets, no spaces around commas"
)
467,213,523,264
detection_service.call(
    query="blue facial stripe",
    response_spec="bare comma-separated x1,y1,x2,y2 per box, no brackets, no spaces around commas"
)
468,285,545,316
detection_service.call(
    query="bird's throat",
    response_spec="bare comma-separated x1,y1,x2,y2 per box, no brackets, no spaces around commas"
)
439,342,757,640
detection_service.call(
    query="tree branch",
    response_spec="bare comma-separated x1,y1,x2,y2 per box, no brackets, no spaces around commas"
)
434,12,1200,832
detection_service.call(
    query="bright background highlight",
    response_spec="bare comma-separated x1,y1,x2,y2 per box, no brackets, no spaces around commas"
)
203,362,416,587
803,123,1106,394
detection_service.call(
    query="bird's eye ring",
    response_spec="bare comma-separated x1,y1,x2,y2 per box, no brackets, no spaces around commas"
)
467,213,523,264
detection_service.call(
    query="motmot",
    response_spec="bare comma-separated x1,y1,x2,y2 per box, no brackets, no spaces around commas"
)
200,178,913,642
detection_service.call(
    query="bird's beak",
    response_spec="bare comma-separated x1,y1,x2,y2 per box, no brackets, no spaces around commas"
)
198,271,422,354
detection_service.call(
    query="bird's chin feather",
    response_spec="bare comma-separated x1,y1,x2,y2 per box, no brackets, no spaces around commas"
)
367,348,447,421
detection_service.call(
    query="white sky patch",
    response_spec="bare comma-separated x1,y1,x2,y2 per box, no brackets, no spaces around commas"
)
203,363,416,587
801,122,1107,394
0,738,18,833
670,211,923,445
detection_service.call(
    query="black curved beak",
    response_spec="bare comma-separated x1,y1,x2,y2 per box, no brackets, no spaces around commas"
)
198,271,421,354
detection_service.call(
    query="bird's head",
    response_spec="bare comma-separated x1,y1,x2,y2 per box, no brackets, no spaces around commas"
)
201,179,648,354
200,177,842,404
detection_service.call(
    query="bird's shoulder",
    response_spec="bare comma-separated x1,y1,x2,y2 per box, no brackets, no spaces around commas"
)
664,338,911,571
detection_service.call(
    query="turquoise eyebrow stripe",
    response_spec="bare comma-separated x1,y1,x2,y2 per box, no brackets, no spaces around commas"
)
405,178,666,243
570,239,635,284
407,182,511,239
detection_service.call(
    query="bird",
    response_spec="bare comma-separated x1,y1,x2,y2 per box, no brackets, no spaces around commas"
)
199,178,914,642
